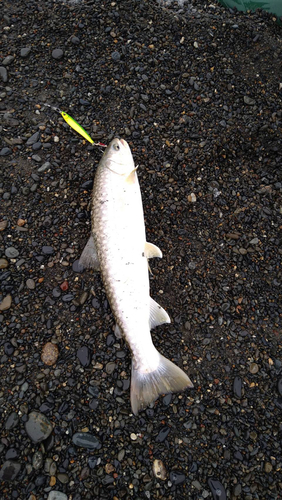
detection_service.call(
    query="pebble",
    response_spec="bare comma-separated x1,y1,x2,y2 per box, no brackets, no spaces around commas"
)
6,448,18,460
169,471,186,485
5,412,19,430
249,363,259,374
192,480,202,490
52,287,61,298
264,462,273,472
0,147,12,156
20,47,31,58
0,220,8,231
111,51,121,61
233,376,242,398
233,484,242,497
41,342,59,365
42,246,54,255
71,36,80,44
77,345,92,367
57,473,69,484
81,179,93,190
208,479,226,500
72,432,101,450
0,66,8,83
60,280,68,291
72,259,84,273
244,95,255,105
38,161,51,173
26,131,40,145
163,393,172,405
152,459,167,480
0,461,21,481
2,55,14,65
156,426,170,442
79,290,89,305
188,192,197,203
47,492,67,500
25,411,53,443
32,451,44,470
52,49,64,60
26,278,36,290
106,362,116,374
17,218,26,227
4,341,14,355
62,293,74,302
0,294,12,311
0,258,9,269
32,154,41,162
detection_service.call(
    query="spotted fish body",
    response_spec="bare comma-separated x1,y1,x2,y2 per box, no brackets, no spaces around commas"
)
80,138,193,414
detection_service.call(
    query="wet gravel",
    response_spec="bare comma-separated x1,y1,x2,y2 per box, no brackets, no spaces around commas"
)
0,0,282,498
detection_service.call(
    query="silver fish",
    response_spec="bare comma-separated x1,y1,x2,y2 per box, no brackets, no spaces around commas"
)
80,138,193,414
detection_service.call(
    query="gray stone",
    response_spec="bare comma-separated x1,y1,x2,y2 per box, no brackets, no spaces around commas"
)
25,411,53,443
26,131,40,145
244,95,255,105
52,49,64,60
5,247,19,258
5,412,19,430
2,55,14,65
111,51,121,61
32,154,41,162
32,451,43,470
26,279,36,290
20,47,31,58
0,147,12,156
0,461,21,481
0,67,8,83
47,492,68,500
72,432,101,449
38,161,51,173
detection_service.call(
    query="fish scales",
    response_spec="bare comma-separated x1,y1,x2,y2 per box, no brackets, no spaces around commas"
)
92,151,152,366
80,138,193,414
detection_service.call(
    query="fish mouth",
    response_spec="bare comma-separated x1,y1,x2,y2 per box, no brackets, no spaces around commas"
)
119,138,127,147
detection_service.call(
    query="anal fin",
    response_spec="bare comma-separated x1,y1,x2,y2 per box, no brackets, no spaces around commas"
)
150,297,170,329
79,235,100,270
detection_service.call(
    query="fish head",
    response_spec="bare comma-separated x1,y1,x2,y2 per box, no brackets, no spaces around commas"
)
103,138,135,175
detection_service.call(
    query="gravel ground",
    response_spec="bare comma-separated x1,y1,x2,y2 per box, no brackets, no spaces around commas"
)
1,0,282,499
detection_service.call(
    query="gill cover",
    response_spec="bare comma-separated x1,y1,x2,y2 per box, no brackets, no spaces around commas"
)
104,138,135,175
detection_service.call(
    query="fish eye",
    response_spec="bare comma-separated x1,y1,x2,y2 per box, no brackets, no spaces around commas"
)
113,143,120,151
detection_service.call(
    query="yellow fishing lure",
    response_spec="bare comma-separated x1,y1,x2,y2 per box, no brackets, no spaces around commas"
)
42,103,106,146
61,111,94,144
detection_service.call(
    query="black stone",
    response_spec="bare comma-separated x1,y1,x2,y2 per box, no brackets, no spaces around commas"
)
156,426,170,443
208,479,227,500
77,346,92,367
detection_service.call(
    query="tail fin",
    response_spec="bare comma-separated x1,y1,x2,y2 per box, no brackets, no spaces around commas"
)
130,352,193,415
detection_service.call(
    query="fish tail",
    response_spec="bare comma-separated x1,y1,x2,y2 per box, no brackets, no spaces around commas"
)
130,351,193,415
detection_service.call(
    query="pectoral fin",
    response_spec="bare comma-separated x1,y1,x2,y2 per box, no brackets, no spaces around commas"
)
79,235,100,270
125,168,138,185
150,297,171,329
144,242,162,259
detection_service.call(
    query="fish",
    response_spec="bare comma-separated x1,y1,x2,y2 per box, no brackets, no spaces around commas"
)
79,138,193,414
